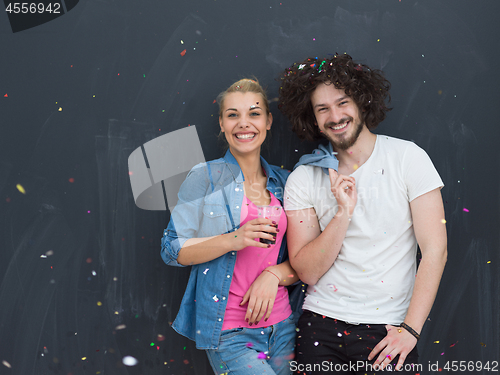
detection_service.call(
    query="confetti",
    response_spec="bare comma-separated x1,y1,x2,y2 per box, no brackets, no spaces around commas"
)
257,352,267,359
115,324,126,330
434,341,440,343
4,94,8,98
2,361,11,368
16,184,26,194
69,178,75,183
327,284,338,292
97,301,102,306
246,342,253,348
213,295,219,302
203,268,209,275
180,49,187,56
441,219,446,224
122,356,138,366
487,261,491,264
314,341,319,346
463,208,469,212
58,107,63,111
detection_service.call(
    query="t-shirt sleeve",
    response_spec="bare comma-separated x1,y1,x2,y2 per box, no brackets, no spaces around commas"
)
403,143,444,202
284,166,315,211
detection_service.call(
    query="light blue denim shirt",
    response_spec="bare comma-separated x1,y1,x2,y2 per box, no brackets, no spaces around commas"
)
161,149,291,349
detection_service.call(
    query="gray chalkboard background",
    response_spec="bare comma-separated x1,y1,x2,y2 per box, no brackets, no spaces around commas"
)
1,0,498,374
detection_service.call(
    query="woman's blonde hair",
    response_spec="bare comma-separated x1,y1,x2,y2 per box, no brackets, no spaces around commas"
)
216,78,270,117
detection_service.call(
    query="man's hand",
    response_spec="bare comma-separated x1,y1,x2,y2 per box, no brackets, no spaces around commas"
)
367,325,418,370
328,169,357,218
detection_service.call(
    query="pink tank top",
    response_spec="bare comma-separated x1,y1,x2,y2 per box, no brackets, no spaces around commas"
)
222,193,291,330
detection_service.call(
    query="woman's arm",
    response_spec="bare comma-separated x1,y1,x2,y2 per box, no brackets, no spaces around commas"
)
176,217,278,265
240,260,299,324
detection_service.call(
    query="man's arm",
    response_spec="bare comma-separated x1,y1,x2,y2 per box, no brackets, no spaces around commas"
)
369,188,447,369
286,169,356,285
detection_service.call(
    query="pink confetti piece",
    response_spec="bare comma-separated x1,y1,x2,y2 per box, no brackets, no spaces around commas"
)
463,208,469,212
257,352,267,359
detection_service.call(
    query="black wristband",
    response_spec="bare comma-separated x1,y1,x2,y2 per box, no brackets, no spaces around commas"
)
400,322,420,341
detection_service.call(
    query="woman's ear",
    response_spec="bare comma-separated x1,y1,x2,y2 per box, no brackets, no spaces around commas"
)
266,113,273,130
219,116,224,132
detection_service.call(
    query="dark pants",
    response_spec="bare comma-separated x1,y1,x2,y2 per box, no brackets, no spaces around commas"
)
293,310,419,375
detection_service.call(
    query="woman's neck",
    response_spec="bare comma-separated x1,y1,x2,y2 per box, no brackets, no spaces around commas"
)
230,149,265,183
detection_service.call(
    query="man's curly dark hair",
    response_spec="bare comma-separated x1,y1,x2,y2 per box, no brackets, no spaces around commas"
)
278,53,392,142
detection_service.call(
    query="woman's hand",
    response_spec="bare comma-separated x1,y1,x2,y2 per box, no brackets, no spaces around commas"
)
231,218,278,251
240,268,280,325
328,168,357,218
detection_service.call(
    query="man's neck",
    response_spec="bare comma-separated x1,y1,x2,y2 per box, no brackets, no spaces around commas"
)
334,126,377,175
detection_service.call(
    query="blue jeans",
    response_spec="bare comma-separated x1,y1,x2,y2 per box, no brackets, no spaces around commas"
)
206,314,296,375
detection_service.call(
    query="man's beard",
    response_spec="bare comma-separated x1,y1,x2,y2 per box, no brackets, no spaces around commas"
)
324,116,364,151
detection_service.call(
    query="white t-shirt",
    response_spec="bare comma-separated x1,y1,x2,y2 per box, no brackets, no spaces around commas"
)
284,135,444,324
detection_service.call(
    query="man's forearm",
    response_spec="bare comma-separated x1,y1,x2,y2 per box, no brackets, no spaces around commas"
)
403,247,447,333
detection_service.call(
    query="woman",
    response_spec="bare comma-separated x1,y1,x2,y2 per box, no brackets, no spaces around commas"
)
161,79,299,374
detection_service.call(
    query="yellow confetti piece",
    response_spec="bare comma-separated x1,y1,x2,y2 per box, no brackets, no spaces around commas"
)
441,219,446,224
81,357,87,360
58,107,63,111
16,184,26,194
487,261,491,264
377,39,380,42
434,341,440,343
353,164,359,170
97,301,102,306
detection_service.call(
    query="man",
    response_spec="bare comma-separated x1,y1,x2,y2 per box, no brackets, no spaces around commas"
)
278,54,447,374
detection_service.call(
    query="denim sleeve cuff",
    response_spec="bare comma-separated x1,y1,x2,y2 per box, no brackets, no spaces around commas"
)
161,231,188,267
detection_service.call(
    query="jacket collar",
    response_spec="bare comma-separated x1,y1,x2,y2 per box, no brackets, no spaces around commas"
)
222,149,278,185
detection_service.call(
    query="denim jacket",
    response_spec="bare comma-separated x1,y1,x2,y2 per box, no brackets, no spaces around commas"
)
161,150,292,349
